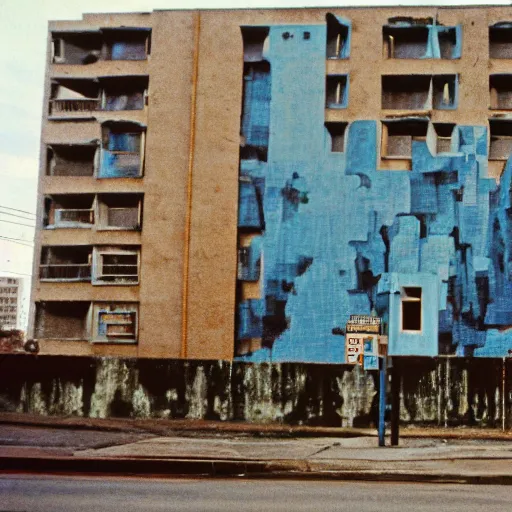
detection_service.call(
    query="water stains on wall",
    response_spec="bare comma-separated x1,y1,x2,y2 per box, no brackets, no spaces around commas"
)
1,355,510,428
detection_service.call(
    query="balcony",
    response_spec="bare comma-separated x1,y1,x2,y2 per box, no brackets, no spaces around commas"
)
46,144,96,177
39,246,92,282
44,193,143,231
44,195,95,229
52,28,151,66
49,77,148,119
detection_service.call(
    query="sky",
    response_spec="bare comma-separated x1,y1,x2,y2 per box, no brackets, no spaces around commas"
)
0,0,510,330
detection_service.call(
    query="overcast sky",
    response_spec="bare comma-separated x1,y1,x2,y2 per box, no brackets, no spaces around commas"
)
0,0,510,328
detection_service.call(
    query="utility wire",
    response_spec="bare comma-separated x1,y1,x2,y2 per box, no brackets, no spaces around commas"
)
0,269,32,277
0,219,35,228
0,211,37,221
0,235,34,247
0,205,36,217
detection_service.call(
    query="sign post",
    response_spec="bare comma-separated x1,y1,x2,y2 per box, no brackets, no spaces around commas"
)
378,356,387,447
345,315,388,447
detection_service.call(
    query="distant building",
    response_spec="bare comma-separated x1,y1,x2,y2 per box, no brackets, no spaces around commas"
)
0,277,21,330
30,6,512,361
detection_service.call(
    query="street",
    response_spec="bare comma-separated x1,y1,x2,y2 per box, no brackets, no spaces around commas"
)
1,475,511,512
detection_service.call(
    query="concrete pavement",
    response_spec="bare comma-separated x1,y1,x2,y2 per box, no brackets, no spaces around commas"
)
1,413,511,484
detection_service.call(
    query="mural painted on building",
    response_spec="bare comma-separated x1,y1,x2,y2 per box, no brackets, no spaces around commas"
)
235,19,512,362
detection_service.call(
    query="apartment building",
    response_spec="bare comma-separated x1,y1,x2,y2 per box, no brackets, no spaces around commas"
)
1,277,21,330
31,6,512,361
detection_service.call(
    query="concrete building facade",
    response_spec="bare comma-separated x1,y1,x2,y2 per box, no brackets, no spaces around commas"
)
30,6,512,361
1,277,21,330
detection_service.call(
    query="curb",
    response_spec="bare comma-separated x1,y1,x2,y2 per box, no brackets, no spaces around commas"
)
1,456,512,485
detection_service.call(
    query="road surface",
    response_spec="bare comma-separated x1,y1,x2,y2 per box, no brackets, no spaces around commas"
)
1,475,511,511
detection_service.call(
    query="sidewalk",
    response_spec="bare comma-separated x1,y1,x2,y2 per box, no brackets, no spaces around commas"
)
1,413,511,484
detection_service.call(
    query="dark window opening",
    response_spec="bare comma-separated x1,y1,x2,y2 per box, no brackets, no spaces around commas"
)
325,122,347,152
490,74,512,110
489,119,512,160
382,120,428,158
51,32,102,65
241,26,269,62
401,287,422,331
102,29,150,61
35,301,90,340
490,24,512,59
46,144,97,177
44,194,95,228
438,28,457,59
383,26,429,59
326,75,348,108
382,75,431,110
434,123,455,153
433,75,457,109
101,76,148,111
98,193,142,230
326,13,350,59
40,246,92,281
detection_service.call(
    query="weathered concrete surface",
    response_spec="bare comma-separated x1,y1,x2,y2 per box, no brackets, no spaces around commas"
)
0,355,510,429
1,422,512,484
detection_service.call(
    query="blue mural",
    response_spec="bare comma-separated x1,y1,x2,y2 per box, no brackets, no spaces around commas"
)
236,22,512,362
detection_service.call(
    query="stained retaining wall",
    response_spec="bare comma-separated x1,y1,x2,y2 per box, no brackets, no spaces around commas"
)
0,355,510,429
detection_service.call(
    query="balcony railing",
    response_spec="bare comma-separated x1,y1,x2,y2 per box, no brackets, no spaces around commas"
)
50,99,100,115
39,264,92,281
54,209,94,226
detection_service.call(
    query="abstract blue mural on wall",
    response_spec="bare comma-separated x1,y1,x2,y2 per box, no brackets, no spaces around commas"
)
236,22,512,362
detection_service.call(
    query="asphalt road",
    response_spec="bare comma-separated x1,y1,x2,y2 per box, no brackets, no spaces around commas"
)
1,475,512,512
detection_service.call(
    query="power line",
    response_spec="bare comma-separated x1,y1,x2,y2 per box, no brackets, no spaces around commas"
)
0,235,34,247
0,269,32,277
0,211,37,221
0,219,35,228
0,205,36,217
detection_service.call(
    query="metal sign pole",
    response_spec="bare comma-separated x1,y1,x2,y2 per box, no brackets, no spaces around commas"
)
378,355,387,447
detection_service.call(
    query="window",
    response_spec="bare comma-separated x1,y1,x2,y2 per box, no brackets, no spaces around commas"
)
489,119,512,160
326,75,348,108
382,75,431,110
401,287,422,331
384,23,460,60
39,246,92,281
94,303,138,343
241,26,269,62
490,24,512,59
432,75,457,110
383,26,429,59
381,120,428,159
99,122,145,178
326,13,350,59
325,122,347,152
34,301,91,340
103,29,151,61
44,194,95,228
434,123,455,154
93,247,140,284
46,144,97,177
101,76,148,111
97,193,142,230
382,75,458,110
490,75,512,110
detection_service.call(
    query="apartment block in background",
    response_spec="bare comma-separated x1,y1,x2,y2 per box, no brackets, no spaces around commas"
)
0,277,21,330
30,7,512,361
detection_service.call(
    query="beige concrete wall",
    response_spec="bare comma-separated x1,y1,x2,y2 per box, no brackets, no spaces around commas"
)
32,6,512,359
